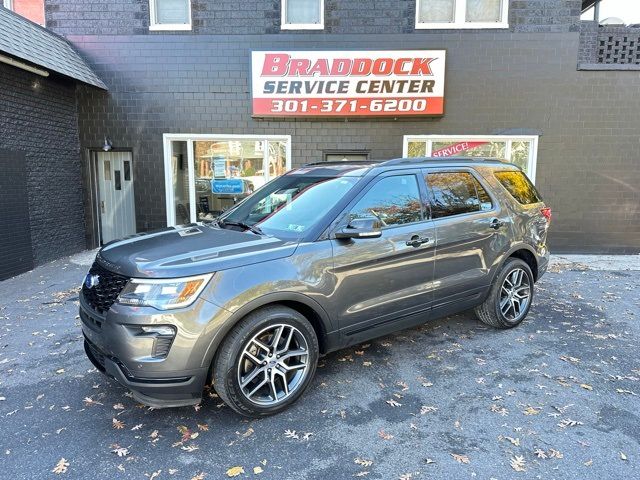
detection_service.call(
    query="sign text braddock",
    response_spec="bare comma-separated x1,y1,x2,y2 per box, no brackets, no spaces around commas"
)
251,50,446,117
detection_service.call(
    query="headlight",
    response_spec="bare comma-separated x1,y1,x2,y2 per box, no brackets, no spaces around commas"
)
117,274,213,310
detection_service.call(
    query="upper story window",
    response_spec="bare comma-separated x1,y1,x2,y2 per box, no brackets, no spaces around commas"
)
2,0,45,26
149,0,192,31
416,0,508,29
281,0,324,30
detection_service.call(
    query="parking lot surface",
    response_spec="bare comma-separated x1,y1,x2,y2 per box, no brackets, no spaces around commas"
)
0,254,639,479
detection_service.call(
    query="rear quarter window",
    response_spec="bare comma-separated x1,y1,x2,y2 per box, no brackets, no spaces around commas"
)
494,170,542,205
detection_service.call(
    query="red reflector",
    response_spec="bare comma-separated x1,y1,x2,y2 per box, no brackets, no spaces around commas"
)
540,207,552,221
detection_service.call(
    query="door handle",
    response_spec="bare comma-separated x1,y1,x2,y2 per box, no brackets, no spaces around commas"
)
489,218,505,230
406,235,431,248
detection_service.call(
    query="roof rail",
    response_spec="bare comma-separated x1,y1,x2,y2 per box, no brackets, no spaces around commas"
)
302,160,381,167
379,157,508,166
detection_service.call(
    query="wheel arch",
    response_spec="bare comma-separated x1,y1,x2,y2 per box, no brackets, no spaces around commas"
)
202,292,333,374
498,244,539,281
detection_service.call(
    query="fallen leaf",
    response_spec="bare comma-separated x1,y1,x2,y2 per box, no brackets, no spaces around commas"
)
420,405,438,415
523,406,541,416
534,448,547,459
284,429,299,439
113,403,125,410
148,470,161,480
386,399,402,407
354,472,369,477
131,424,143,431
111,446,129,457
505,436,520,446
253,466,263,474
52,458,69,474
378,430,393,440
584,459,593,466
620,452,628,461
197,424,209,431
510,455,526,472
580,384,593,391
112,418,125,430
191,473,205,480
549,449,563,459
354,458,373,467
558,418,583,428
451,453,469,464
226,466,244,477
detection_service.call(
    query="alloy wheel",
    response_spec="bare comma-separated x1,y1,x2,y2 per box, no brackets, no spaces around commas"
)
237,324,309,406
499,268,531,322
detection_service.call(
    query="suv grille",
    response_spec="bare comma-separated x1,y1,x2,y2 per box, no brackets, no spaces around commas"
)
82,262,129,314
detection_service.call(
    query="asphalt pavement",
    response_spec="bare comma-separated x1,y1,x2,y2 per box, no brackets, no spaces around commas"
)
0,253,639,480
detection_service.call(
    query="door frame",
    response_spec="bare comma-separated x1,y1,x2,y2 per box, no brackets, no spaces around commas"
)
82,148,135,248
162,134,292,226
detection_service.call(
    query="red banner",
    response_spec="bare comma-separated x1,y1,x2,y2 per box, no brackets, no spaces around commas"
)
431,141,489,157
252,97,444,117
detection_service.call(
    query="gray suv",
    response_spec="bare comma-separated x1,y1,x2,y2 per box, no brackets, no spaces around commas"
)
80,158,550,416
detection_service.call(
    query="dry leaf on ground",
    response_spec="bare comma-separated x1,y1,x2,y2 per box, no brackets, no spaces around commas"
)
52,458,69,474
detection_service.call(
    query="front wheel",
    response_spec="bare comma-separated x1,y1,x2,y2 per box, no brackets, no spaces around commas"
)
213,306,319,417
474,258,534,329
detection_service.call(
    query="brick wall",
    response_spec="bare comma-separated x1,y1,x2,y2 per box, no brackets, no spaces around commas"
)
46,0,582,35
0,63,86,267
69,31,640,253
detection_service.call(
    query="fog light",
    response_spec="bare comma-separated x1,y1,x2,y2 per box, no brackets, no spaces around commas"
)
140,325,175,336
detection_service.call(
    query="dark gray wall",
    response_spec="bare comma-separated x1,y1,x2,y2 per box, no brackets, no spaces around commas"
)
68,31,640,253
46,0,581,35
0,63,86,268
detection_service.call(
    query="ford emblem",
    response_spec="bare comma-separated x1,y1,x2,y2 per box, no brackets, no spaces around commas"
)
85,274,100,289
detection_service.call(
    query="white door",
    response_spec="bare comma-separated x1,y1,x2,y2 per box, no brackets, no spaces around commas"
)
97,151,136,244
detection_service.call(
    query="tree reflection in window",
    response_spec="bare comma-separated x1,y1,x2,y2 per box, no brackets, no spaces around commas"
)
350,175,422,227
427,172,492,218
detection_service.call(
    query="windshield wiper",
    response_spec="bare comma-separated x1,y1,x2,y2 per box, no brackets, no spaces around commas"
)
218,219,264,235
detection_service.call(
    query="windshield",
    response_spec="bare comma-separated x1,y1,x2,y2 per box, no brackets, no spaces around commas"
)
219,174,359,239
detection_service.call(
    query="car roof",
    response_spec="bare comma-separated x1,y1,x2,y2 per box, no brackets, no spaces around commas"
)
291,157,514,177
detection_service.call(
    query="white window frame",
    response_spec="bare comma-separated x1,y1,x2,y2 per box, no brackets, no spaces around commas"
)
149,0,192,31
3,0,13,10
281,0,324,30
402,134,539,183
415,0,509,29
163,134,292,226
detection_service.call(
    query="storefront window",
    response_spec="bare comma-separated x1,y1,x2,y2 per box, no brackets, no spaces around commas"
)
165,136,291,226
403,135,538,182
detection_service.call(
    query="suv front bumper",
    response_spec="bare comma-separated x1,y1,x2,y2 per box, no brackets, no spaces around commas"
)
79,294,226,408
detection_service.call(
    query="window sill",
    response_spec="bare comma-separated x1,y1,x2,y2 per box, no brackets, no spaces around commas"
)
149,24,192,31
578,63,640,71
280,24,324,30
415,22,509,30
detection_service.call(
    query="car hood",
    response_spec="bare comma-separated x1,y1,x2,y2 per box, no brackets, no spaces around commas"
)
95,225,298,278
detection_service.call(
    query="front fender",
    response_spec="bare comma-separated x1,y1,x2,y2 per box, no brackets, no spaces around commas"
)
200,291,334,370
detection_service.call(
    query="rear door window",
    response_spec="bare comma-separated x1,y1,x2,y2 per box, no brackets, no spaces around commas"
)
350,175,423,227
425,171,493,219
494,170,541,205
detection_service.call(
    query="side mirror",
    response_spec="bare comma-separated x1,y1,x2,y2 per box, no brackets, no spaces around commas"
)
335,217,382,240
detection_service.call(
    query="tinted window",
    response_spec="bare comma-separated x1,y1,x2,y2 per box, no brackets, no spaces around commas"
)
494,170,542,205
350,175,422,227
426,172,493,219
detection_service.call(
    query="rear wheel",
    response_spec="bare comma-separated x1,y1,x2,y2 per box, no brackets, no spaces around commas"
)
213,306,319,417
475,258,534,328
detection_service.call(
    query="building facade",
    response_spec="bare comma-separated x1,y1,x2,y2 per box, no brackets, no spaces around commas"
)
1,1,638,280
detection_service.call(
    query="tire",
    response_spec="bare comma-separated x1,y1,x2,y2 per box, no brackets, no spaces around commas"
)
474,258,534,329
212,305,319,417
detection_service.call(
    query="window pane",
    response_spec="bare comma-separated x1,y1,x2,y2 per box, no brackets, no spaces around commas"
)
427,172,481,218
466,0,502,22
170,141,190,224
194,140,266,220
286,0,321,24
103,160,111,181
431,140,506,159
418,0,455,23
509,141,531,173
114,170,122,191
350,175,422,227
124,161,131,181
407,141,427,157
474,178,493,211
494,171,542,205
156,0,189,24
